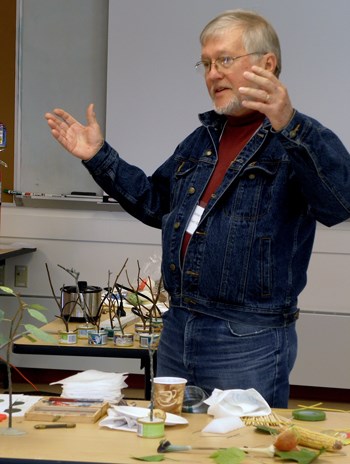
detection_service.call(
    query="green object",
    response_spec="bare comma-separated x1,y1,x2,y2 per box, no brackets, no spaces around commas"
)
275,448,324,464
137,418,165,439
210,448,246,464
292,409,326,421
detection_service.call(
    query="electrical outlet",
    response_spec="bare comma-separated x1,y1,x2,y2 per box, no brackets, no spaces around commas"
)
15,265,28,287
0,265,5,285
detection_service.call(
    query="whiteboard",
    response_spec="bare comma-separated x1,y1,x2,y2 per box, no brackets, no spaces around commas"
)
106,0,350,175
16,0,108,195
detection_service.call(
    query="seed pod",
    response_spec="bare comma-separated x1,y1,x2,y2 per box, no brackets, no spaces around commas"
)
274,429,298,451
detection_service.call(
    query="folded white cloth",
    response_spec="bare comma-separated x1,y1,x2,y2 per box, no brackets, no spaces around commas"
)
205,388,271,418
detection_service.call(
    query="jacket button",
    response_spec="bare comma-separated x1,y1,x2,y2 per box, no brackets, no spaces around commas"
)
174,222,181,230
188,187,196,194
289,123,301,138
248,173,256,180
205,150,212,156
169,263,176,271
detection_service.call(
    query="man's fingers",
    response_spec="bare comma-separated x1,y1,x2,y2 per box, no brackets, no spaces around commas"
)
52,108,79,128
86,103,96,126
239,86,269,103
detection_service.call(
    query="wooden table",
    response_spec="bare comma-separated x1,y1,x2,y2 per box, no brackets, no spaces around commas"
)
13,318,155,399
0,404,348,463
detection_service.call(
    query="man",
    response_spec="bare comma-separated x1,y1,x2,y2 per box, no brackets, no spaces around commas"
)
45,10,350,407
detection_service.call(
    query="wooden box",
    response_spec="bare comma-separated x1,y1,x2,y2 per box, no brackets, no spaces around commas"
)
25,398,109,424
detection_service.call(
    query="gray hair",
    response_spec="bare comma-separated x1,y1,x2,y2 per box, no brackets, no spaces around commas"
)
200,9,281,76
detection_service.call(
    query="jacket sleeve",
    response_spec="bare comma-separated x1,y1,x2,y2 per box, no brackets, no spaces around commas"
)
83,141,174,229
277,110,350,226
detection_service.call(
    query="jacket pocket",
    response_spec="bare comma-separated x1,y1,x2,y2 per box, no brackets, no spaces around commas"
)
226,161,280,220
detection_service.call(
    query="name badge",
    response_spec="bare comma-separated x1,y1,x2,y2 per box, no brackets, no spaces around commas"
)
186,205,204,235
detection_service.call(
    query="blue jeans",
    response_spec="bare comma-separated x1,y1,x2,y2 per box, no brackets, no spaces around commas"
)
156,306,297,408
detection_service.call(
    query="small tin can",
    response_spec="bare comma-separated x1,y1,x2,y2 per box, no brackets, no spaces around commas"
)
77,323,95,339
88,330,108,345
0,124,6,150
134,322,150,341
58,331,77,344
114,332,134,347
139,333,160,349
137,417,165,438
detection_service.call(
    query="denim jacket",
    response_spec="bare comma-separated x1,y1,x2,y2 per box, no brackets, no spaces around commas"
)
85,110,350,327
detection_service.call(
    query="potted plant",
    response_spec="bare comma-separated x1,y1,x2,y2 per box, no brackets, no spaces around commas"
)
121,261,165,347
99,260,128,334
0,286,57,435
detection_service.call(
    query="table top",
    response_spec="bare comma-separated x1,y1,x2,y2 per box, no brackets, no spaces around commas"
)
13,316,149,359
0,403,348,463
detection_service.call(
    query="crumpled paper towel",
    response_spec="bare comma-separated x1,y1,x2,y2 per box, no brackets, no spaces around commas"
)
50,370,128,403
201,388,271,434
99,407,138,432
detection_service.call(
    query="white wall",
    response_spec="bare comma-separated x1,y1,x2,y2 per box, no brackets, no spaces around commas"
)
291,223,350,388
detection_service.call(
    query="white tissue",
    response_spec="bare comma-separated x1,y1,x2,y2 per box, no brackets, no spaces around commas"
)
202,416,245,434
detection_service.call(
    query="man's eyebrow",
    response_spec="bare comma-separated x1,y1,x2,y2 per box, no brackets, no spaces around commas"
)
200,50,241,60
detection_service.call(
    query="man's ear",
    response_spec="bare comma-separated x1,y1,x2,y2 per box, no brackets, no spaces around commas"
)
264,53,278,74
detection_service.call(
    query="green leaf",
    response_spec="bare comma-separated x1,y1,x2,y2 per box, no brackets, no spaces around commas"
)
0,286,15,295
27,308,48,323
0,309,5,321
23,324,57,344
28,303,48,311
132,455,166,462
275,448,324,464
210,448,246,464
255,425,280,435
24,334,37,343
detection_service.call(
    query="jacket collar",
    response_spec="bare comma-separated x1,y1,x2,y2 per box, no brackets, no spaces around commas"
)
199,110,272,132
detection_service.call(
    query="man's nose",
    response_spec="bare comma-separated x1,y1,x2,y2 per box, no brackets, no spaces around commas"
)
206,63,223,78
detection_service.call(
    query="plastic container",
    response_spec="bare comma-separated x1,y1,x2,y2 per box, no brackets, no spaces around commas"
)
182,385,209,413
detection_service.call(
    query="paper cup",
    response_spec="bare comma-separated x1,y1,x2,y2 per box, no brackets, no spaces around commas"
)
153,377,187,415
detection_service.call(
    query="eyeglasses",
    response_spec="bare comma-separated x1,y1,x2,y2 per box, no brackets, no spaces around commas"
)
195,52,265,75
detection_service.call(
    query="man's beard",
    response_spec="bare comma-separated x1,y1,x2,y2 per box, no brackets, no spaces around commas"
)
213,95,242,115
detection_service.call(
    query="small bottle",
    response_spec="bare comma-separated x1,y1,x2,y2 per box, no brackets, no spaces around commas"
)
0,123,6,151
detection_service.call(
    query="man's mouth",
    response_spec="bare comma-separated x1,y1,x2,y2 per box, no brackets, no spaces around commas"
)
213,86,231,95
